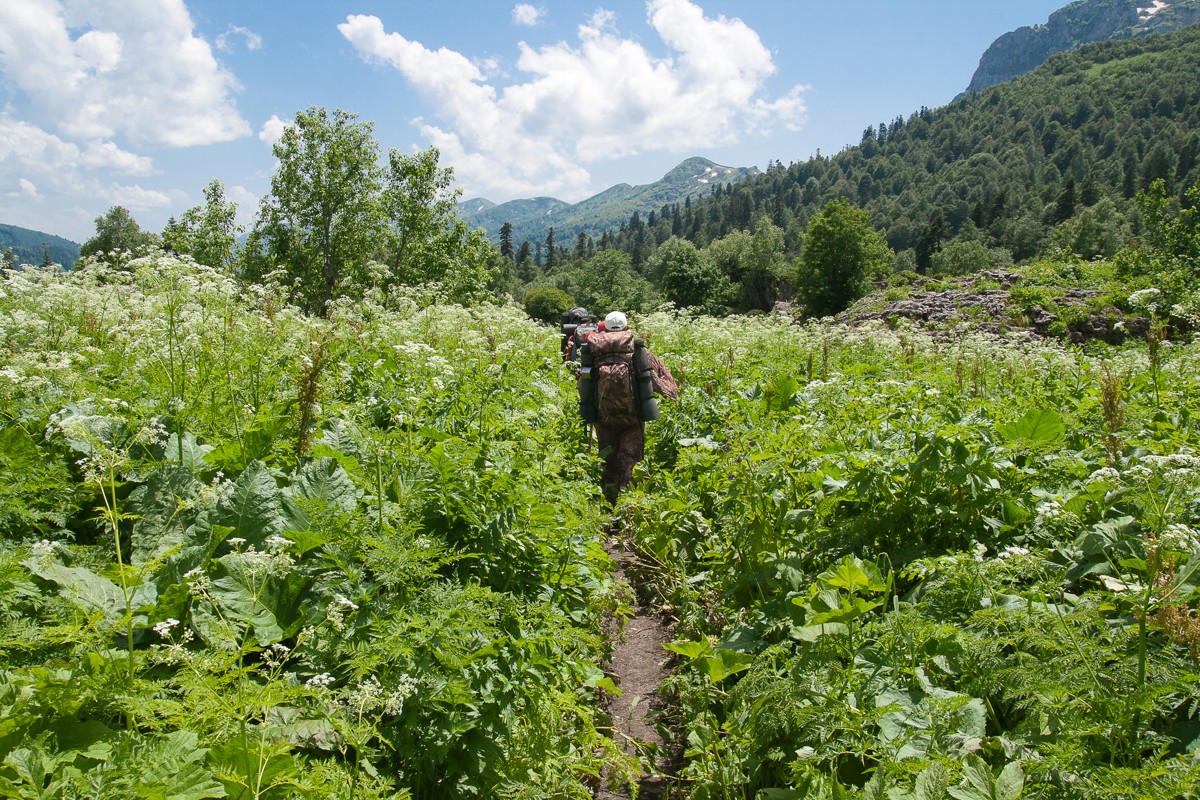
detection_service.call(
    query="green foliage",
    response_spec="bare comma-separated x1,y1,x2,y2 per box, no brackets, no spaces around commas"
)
5,237,1200,798
380,147,498,305
616,309,1200,798
79,206,158,261
161,179,242,272
0,255,634,798
522,286,573,323
650,236,729,312
242,106,385,315
796,198,892,317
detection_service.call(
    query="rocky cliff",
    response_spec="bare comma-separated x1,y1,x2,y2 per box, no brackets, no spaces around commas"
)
966,0,1200,94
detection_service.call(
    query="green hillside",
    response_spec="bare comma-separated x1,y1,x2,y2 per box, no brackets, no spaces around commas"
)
0,223,80,268
596,24,1200,271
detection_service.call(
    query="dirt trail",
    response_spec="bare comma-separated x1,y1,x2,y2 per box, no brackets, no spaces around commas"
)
595,527,677,799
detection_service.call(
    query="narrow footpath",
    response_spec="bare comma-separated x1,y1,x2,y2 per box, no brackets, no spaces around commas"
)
595,525,678,799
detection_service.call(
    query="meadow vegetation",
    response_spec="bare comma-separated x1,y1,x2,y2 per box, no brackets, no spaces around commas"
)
1,245,1198,798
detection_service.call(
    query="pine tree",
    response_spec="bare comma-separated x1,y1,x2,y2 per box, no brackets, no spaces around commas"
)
499,222,514,261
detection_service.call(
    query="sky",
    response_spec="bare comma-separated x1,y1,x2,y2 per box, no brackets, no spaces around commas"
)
0,0,1072,244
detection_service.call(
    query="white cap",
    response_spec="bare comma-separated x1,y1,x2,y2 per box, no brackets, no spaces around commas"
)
604,311,628,331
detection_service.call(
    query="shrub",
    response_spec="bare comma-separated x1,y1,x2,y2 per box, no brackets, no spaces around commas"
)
522,286,574,323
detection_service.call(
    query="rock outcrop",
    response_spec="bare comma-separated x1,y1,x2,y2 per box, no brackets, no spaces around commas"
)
966,0,1200,94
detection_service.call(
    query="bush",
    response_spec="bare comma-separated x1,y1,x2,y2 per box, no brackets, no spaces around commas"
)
522,287,574,323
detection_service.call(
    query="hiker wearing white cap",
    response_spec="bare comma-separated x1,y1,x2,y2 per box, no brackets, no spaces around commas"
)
577,312,678,504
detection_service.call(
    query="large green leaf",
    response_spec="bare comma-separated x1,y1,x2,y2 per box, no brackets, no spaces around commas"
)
697,649,754,683
820,556,887,593
281,456,359,531
809,595,881,625
129,466,202,565
207,554,309,646
214,460,287,549
0,426,39,467
164,431,215,474
997,408,1065,443
23,558,156,622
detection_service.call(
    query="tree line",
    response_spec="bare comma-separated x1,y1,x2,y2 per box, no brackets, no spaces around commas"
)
71,23,1200,322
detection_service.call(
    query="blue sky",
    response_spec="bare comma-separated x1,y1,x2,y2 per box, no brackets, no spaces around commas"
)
0,0,1070,243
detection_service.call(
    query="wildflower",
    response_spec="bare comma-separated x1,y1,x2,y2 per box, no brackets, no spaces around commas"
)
227,537,247,548
1162,524,1200,553
971,542,987,563
334,594,359,611
306,673,335,688
999,545,1030,559
30,539,57,557
265,535,294,551
1088,467,1120,484
153,618,180,637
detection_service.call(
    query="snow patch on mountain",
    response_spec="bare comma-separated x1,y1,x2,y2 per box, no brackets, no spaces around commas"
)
1139,1,1170,19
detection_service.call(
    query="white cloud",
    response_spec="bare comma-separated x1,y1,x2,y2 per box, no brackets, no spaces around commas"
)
227,184,260,227
0,0,250,148
216,24,263,52
338,0,805,201
259,115,289,146
512,4,544,26
99,182,172,211
0,113,165,236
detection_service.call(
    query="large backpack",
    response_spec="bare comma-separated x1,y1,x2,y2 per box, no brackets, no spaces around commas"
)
587,329,640,427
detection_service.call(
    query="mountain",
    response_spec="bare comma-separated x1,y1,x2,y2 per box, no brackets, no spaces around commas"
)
966,0,1200,94
0,224,80,269
460,156,759,247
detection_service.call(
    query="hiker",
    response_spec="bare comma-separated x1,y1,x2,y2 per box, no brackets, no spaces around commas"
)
560,307,598,361
580,311,678,504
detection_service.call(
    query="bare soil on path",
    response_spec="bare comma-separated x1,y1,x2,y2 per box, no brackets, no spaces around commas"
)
595,526,679,799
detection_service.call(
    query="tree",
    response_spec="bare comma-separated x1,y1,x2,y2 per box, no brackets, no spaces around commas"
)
795,198,892,318
79,206,157,260
1049,197,1127,260
244,106,383,315
650,236,726,310
742,217,787,310
380,145,496,303
571,250,659,314
161,179,241,271
499,222,514,261
544,227,558,270
930,239,1004,276
914,211,947,274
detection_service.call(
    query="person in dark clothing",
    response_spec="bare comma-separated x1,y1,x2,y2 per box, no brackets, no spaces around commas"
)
584,311,678,504
561,307,598,361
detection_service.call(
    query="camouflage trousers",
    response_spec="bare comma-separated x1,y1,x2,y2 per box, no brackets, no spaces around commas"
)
596,422,645,504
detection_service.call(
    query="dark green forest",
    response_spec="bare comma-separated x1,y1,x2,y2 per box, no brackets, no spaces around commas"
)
0,224,79,270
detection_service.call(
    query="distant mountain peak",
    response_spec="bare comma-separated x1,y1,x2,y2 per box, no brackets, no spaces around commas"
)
459,156,758,245
665,156,742,185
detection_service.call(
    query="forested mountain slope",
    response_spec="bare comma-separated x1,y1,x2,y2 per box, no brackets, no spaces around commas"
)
0,223,80,268
461,157,757,250
597,24,1200,270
